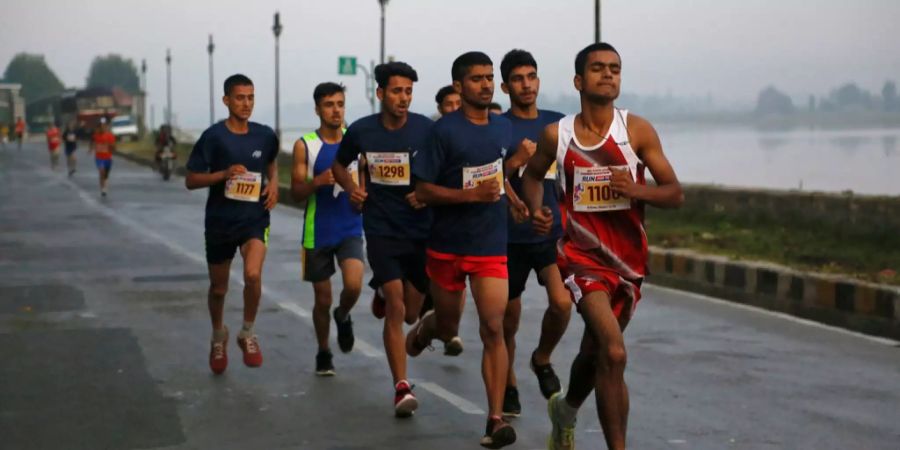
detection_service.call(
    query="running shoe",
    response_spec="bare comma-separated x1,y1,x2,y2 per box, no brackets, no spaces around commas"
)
371,289,386,319
405,310,435,357
480,416,516,449
394,380,418,418
333,308,355,353
237,334,263,367
315,349,335,376
502,386,521,418
209,328,229,375
443,335,464,356
531,351,561,399
547,392,575,450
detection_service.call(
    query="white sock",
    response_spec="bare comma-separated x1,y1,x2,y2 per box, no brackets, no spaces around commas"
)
238,321,254,339
557,395,578,425
212,327,228,342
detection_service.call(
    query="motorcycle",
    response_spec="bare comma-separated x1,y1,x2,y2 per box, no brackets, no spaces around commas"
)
159,144,175,181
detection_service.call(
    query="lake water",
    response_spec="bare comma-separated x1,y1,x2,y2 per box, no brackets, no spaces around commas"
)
257,125,900,197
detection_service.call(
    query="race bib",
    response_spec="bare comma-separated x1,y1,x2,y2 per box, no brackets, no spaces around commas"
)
573,165,631,212
367,152,410,186
517,160,558,180
333,160,359,197
463,158,505,194
225,172,262,203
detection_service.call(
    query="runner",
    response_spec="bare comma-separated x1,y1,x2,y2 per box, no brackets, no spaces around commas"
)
521,43,683,450
332,61,434,418
435,85,461,117
497,49,572,417
290,82,364,377
89,119,115,197
407,51,520,448
1,123,9,150
63,120,78,176
14,116,25,150
45,122,61,170
489,102,503,114
185,74,280,375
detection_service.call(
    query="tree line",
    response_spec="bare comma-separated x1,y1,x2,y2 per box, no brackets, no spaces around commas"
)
756,81,900,115
1,52,140,103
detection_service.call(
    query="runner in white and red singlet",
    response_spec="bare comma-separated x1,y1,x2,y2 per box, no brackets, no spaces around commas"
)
521,42,684,450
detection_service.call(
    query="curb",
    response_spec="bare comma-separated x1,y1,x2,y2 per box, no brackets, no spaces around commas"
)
647,247,900,341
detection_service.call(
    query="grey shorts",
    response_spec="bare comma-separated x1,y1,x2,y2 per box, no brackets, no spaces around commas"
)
302,236,364,282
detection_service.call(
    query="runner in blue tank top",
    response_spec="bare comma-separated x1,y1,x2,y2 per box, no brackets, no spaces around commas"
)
289,82,364,377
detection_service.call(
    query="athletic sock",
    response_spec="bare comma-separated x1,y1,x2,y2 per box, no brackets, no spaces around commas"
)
212,327,228,342
238,321,254,339
558,394,578,426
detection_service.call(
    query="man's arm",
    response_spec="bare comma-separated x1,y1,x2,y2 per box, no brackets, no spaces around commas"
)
521,123,558,235
414,179,500,206
263,155,279,210
609,114,684,209
186,168,231,190
503,138,537,175
291,139,330,202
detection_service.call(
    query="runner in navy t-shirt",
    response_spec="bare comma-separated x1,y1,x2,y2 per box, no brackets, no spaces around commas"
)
186,74,279,375
332,61,432,418
496,49,573,417
407,51,520,449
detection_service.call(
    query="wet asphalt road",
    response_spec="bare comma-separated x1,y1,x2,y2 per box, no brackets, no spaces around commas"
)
1,142,899,450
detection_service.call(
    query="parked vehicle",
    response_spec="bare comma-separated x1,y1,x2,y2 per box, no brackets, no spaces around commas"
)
110,115,139,141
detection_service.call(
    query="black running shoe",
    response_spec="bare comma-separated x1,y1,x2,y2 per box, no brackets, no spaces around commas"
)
502,386,521,417
480,416,516,449
531,351,561,399
333,308,355,353
315,350,335,376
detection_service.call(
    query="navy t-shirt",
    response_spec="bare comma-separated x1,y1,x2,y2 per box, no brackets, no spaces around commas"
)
335,113,433,240
412,110,512,256
187,121,279,233
504,109,565,244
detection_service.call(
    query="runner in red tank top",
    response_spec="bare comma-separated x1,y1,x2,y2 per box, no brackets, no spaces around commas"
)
522,42,683,450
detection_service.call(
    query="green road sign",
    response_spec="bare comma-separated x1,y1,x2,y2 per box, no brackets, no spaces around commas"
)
338,56,357,75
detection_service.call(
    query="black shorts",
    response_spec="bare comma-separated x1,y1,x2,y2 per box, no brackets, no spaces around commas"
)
366,235,429,295
302,236,364,282
507,240,558,300
205,225,270,265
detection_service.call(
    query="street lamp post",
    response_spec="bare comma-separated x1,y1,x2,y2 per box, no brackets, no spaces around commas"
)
378,0,389,65
207,34,215,125
594,0,601,42
165,48,172,126
272,12,283,143
140,59,147,135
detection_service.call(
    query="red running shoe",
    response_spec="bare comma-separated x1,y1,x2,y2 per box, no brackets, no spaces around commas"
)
394,380,418,418
209,328,229,375
237,334,263,367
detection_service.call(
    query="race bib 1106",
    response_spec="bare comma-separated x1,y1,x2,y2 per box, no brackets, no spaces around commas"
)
225,172,262,203
572,165,630,212
367,152,410,186
463,158,505,194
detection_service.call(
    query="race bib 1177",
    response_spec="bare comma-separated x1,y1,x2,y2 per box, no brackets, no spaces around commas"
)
225,172,263,203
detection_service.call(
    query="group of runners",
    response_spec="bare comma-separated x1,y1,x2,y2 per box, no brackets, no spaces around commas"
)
185,42,683,450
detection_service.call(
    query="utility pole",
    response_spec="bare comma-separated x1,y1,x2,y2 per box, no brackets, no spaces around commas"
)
165,49,172,126
272,12,283,143
207,34,215,125
594,0,601,42
140,59,147,135
379,0,389,64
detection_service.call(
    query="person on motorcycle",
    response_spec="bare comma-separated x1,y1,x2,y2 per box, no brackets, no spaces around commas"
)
155,124,177,169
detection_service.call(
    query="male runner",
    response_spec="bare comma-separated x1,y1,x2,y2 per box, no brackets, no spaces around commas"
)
63,120,78,176
89,119,115,197
291,82,363,376
489,102,503,115
332,61,433,417
435,85,461,116
408,51,519,448
185,74,280,375
497,49,572,417
45,122,61,170
521,43,683,450
14,117,25,150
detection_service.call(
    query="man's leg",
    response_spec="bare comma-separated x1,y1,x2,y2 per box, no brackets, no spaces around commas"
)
403,280,425,325
502,297,521,387
534,264,572,364
207,259,232,374
471,276,509,419
381,279,407,383
235,238,267,367
312,280,333,351
335,257,363,320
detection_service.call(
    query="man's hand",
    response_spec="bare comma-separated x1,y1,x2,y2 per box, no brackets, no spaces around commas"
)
532,206,553,235
610,167,641,199
313,168,335,187
469,180,502,203
505,179,529,223
405,191,426,209
224,164,247,180
349,186,368,210
263,181,279,210
507,138,537,170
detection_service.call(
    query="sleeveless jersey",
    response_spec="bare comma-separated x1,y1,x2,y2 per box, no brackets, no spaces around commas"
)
301,131,362,250
556,109,648,282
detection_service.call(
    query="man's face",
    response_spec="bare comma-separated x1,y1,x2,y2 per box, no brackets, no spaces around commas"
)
455,64,494,109
502,65,540,108
438,92,461,116
378,76,413,120
315,92,345,129
223,84,255,120
575,50,621,104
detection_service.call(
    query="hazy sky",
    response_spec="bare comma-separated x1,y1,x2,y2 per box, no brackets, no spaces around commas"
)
3,0,900,129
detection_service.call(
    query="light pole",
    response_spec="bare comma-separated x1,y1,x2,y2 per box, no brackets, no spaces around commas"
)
594,0,601,42
207,34,215,125
140,59,147,135
165,48,172,126
272,12,283,142
378,0,388,65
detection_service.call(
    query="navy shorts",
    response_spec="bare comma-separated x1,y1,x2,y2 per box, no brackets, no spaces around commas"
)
302,236,364,282
95,159,112,172
205,225,270,265
366,236,429,295
507,240,558,300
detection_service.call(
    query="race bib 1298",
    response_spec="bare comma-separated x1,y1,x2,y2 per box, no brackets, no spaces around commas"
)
367,152,410,186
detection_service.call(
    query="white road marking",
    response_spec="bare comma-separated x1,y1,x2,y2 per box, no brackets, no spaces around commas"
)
417,381,485,415
645,284,900,346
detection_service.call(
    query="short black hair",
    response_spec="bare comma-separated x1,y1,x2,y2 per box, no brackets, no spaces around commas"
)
374,61,418,89
435,85,457,105
488,102,503,111
313,82,345,106
451,51,493,82
224,74,253,96
500,49,537,84
574,43,620,76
